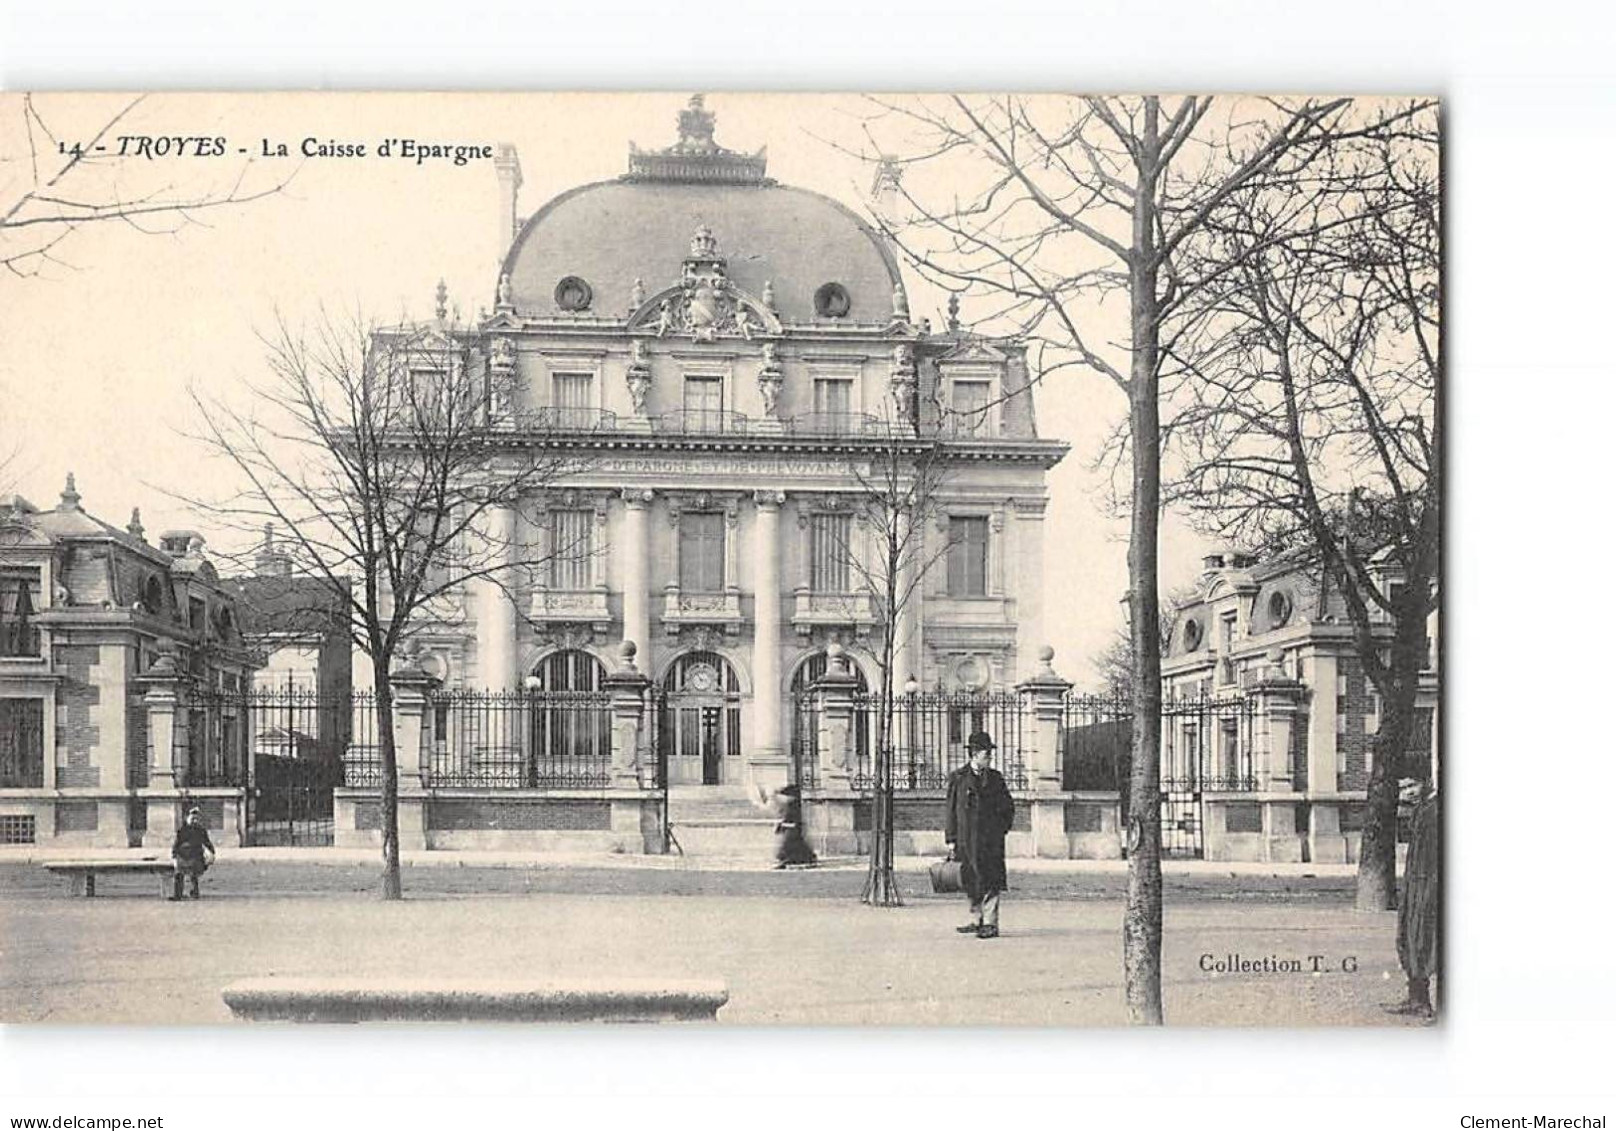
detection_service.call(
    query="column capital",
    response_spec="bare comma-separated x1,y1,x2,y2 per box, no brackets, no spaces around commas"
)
621,488,655,509
753,490,786,511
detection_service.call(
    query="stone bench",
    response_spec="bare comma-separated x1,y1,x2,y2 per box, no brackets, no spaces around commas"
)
220,977,729,1023
42,858,176,897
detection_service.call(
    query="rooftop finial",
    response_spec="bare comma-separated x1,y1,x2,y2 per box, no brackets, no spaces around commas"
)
127,507,145,541
678,94,716,150
59,473,80,511
946,292,961,333
263,522,274,549
435,278,449,322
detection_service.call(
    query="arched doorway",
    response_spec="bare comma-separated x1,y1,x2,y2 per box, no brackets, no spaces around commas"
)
660,651,742,785
788,650,870,788
527,649,610,787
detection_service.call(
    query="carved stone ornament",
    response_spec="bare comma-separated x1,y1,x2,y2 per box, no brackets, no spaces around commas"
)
496,273,513,309
537,624,596,651
629,225,779,343
757,369,782,418
629,278,646,312
627,369,651,416
489,336,516,370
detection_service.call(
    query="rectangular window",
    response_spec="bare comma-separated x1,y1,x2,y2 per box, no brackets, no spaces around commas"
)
683,375,723,431
814,377,853,428
951,380,991,434
1,697,46,788
946,516,989,597
679,513,725,592
809,514,853,592
0,566,42,658
551,371,594,427
549,509,594,590
1220,612,1237,652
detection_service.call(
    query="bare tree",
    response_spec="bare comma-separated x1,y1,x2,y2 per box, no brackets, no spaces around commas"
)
1092,584,1196,698
1170,102,1440,910
821,409,954,906
182,306,582,899
854,94,1366,1023
1,93,291,280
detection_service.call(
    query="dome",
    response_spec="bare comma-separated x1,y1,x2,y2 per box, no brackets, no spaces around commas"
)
498,98,902,324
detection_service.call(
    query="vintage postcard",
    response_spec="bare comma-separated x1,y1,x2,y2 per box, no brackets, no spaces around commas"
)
0,91,1440,1026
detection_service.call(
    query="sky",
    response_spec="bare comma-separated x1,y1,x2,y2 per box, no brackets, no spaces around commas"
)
0,91,1218,688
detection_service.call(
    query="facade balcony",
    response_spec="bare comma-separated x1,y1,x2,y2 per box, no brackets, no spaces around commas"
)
786,412,887,438
511,406,621,432
790,588,875,636
652,410,752,436
529,587,612,630
662,586,743,634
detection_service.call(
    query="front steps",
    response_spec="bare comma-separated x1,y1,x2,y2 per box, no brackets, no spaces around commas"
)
666,785,777,858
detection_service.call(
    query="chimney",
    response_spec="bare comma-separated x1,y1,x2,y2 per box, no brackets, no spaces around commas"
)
255,523,293,578
495,144,523,268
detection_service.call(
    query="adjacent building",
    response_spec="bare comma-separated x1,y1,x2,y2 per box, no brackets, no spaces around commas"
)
0,479,261,847
1160,547,1439,862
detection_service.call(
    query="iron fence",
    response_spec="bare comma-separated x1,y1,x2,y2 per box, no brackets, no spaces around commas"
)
791,690,1029,792
426,689,612,789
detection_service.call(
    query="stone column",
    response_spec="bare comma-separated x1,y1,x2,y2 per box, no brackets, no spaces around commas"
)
750,491,787,789
621,490,654,677
1016,645,1072,858
475,503,519,691
137,657,187,847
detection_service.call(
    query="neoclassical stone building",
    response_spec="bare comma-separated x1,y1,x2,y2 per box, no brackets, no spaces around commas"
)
380,96,1069,812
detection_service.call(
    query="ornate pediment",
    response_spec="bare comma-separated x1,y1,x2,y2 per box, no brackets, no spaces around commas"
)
936,338,1009,365
626,224,782,343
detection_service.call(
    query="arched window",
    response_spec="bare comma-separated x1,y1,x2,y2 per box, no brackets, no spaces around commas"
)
659,651,741,786
527,649,609,787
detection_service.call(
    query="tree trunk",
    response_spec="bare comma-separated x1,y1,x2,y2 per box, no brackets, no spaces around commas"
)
1354,601,1428,911
1123,110,1165,1026
372,653,402,901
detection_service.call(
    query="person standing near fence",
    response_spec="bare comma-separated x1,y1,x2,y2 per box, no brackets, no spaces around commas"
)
170,806,216,901
945,731,1015,939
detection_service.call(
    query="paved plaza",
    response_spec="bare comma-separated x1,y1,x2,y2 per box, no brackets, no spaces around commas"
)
0,855,1423,1027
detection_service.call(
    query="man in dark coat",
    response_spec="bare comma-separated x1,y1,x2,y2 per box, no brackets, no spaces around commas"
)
1388,780,1440,1020
945,731,1015,939
170,806,216,901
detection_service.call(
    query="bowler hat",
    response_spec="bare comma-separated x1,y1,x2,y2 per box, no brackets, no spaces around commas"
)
967,731,996,752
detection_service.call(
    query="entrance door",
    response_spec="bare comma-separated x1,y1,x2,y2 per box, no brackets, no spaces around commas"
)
661,652,741,785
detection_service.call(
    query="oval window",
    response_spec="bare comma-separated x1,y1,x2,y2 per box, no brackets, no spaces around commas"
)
1182,619,1203,652
814,282,852,318
554,276,593,312
1268,590,1292,628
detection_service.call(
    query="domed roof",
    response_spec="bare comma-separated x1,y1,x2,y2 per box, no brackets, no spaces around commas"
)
499,97,902,324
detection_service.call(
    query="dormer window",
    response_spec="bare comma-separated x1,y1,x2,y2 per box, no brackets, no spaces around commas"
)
0,566,42,658
950,379,992,435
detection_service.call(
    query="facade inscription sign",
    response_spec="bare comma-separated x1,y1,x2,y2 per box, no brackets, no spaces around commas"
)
590,456,871,479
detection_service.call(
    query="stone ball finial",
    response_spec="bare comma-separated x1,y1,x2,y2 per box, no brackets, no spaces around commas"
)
617,639,640,674
1038,645,1055,664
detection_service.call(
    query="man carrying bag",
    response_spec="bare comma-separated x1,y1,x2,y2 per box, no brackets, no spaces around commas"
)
944,731,1015,939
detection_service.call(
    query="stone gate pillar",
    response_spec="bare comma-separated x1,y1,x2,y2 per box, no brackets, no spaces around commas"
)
389,666,440,850
1015,645,1071,857
137,654,188,848
1251,653,1305,863
811,642,860,789
603,641,651,789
